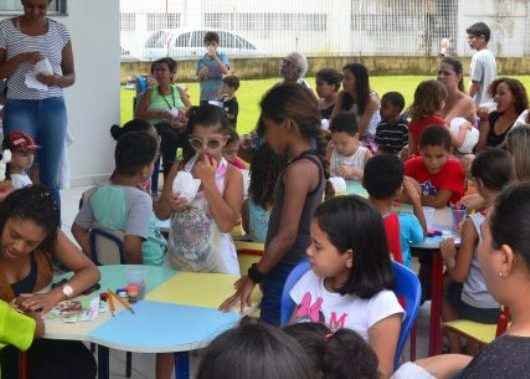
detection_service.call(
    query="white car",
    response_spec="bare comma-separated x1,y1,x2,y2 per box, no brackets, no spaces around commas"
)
143,29,261,60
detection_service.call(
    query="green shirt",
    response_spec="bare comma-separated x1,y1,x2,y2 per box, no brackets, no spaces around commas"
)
147,84,186,126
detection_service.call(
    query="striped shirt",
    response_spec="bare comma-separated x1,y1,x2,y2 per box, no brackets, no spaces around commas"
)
375,117,409,154
0,18,70,100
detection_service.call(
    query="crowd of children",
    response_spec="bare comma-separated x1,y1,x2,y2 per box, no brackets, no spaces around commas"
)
4,20,530,379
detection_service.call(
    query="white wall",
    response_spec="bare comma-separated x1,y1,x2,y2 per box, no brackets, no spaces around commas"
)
2,0,121,187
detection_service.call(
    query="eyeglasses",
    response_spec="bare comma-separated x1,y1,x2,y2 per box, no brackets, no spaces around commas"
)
188,136,224,151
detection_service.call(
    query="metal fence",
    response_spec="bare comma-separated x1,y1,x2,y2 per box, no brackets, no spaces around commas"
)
119,0,530,61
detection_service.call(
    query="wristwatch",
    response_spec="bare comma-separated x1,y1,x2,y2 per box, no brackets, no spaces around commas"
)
248,263,266,284
62,284,74,299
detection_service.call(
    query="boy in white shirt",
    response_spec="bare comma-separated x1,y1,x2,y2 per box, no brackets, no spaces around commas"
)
6,131,38,189
466,22,497,107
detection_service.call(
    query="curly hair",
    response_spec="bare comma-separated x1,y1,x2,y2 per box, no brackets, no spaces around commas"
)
409,80,448,121
0,186,59,253
488,78,529,116
248,144,285,209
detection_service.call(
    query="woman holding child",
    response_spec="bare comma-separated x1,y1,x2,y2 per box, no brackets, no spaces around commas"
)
437,57,476,124
0,186,100,379
332,63,381,146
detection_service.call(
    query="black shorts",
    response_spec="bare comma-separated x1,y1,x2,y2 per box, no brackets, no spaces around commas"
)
446,282,500,324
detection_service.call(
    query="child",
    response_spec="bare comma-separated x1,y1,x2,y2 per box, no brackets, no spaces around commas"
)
72,131,166,266
375,92,409,155
289,196,403,378
156,104,243,275
441,148,513,353
242,143,284,243
284,322,472,379
5,131,38,189
316,68,343,120
408,80,447,156
218,75,240,128
197,319,315,379
220,84,326,326
405,125,465,209
223,128,248,171
110,118,161,193
197,31,230,104
466,22,497,107
363,154,426,267
329,112,372,180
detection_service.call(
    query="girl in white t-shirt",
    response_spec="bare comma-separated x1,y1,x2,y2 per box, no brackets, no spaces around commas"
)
289,195,403,378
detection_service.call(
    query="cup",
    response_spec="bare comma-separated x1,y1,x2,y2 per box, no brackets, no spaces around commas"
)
452,208,467,233
126,269,146,298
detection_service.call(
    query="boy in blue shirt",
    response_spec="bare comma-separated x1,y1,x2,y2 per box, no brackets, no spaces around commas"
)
197,31,230,105
363,154,426,267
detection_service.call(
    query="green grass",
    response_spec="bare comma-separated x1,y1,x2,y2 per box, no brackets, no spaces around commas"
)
121,75,530,135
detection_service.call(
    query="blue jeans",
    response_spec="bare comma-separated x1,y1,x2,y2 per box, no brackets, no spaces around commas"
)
260,262,296,326
4,97,67,211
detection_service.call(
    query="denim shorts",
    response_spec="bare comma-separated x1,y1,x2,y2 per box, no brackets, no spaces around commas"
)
446,282,501,324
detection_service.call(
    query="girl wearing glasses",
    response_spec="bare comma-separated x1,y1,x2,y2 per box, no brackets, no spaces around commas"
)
155,104,243,275
154,104,243,379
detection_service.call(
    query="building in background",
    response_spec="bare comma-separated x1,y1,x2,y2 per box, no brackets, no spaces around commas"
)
120,0,530,61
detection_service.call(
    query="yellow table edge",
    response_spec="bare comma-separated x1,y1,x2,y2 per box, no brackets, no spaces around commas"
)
444,320,497,345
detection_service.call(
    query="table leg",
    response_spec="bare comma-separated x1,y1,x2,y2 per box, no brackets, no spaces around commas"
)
174,352,190,379
98,345,110,379
19,351,29,379
429,251,444,356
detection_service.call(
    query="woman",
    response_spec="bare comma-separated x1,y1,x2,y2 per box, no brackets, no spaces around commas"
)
505,126,530,182
437,57,476,124
476,78,528,151
0,0,75,210
457,182,530,377
0,186,100,379
331,63,380,145
136,57,191,176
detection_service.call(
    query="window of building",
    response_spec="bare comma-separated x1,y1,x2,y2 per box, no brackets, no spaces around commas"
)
120,13,135,31
147,13,180,31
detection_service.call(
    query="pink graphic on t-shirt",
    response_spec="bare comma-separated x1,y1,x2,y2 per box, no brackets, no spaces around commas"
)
329,312,348,331
295,292,324,323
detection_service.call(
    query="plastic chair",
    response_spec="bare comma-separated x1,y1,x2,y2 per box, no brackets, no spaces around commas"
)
392,261,422,369
444,307,510,346
88,227,133,378
279,260,421,370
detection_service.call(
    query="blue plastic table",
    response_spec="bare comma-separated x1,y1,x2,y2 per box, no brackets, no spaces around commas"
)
45,265,240,379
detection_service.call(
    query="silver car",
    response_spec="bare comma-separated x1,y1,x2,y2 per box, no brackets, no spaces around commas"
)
143,29,261,60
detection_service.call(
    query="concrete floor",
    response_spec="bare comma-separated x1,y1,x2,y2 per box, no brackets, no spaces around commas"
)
61,186,433,379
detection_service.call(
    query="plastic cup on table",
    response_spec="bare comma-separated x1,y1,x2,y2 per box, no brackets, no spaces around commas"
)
126,269,146,299
451,208,467,234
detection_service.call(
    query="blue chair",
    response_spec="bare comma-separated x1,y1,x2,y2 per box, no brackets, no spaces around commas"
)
279,260,421,370
88,227,132,378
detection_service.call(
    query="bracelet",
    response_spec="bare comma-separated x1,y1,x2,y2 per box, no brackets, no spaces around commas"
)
248,263,266,284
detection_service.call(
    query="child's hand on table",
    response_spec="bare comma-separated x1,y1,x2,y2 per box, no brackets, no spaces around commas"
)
219,276,255,314
338,165,362,180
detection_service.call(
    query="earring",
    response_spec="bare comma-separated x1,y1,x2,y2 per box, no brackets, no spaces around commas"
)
498,272,505,279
